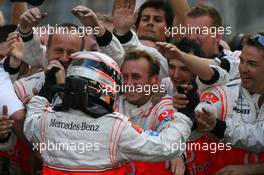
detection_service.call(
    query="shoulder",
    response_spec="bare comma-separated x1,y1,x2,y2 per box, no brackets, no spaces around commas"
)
104,112,130,122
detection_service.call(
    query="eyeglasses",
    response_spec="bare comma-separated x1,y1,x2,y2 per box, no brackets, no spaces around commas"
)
249,34,264,47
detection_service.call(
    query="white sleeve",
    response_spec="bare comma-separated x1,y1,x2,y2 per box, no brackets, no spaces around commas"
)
99,34,125,66
196,65,230,93
13,71,45,100
119,112,192,161
23,32,48,67
224,117,264,154
24,96,50,143
0,68,24,116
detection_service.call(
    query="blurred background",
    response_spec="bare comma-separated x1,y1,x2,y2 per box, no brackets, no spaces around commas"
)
1,0,264,40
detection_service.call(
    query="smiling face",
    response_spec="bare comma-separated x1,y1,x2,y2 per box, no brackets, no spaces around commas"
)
46,33,82,68
121,57,158,106
168,58,194,87
136,7,169,42
184,15,220,58
239,45,264,94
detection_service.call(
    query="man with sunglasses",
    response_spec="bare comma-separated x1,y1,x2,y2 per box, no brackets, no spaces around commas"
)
194,33,264,174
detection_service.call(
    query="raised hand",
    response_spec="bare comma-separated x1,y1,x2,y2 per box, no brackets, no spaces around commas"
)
19,8,47,33
112,0,137,35
72,5,99,28
7,32,24,61
156,42,185,61
0,106,14,140
72,5,105,37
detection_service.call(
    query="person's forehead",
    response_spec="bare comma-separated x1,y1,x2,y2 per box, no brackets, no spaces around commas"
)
169,59,186,68
241,45,264,61
51,33,82,46
141,7,166,17
185,15,212,27
122,58,149,72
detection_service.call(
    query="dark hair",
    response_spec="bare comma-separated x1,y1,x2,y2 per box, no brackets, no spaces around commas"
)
228,33,246,51
244,32,264,52
186,5,223,28
122,49,160,77
47,23,84,50
0,24,17,43
135,0,174,29
174,38,205,57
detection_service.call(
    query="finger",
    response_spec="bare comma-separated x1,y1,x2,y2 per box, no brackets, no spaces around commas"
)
7,32,19,41
33,88,38,96
21,95,32,105
156,42,168,47
202,107,213,116
25,12,37,22
170,161,176,173
175,166,184,175
196,117,210,132
173,104,187,109
181,84,193,92
130,0,136,11
2,105,8,116
165,160,170,169
174,93,186,99
0,123,12,131
30,9,41,20
0,128,12,135
173,99,189,105
41,12,48,19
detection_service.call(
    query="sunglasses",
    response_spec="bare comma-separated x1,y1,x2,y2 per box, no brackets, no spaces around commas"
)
249,34,264,47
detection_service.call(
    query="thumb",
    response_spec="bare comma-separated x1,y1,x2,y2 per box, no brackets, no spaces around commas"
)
2,105,8,116
41,12,48,19
165,160,170,169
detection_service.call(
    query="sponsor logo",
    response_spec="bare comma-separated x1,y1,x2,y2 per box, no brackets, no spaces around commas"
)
49,119,100,131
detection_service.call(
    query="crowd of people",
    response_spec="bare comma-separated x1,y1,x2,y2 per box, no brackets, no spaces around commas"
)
0,0,264,174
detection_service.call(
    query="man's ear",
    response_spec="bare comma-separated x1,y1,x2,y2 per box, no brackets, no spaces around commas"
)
215,31,222,46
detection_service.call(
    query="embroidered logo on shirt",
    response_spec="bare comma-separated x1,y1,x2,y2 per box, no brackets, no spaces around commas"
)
201,92,219,103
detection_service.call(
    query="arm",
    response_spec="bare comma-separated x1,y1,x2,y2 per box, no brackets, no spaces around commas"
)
24,96,49,143
195,88,264,153
11,2,27,25
18,8,48,67
72,5,125,66
170,0,190,26
119,111,192,161
156,42,229,89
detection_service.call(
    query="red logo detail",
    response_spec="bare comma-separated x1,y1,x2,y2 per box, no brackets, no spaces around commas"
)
201,92,219,103
131,124,143,134
158,109,173,122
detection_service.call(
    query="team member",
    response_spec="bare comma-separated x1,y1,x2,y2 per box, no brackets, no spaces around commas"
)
195,33,264,172
24,51,192,174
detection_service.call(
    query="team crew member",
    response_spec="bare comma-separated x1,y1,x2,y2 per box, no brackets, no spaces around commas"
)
23,51,192,174
195,33,264,172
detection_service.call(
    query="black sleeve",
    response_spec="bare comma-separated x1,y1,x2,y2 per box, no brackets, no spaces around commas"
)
211,119,227,139
113,30,133,44
219,58,231,73
199,67,220,85
3,56,21,74
95,29,113,47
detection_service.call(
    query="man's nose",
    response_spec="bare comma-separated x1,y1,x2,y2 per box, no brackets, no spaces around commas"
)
60,51,70,62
